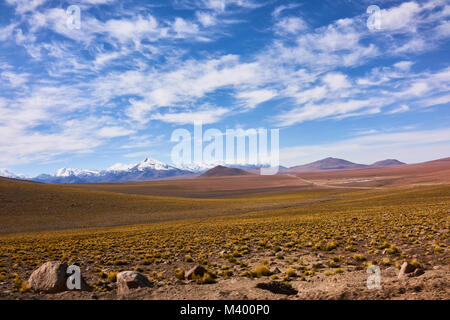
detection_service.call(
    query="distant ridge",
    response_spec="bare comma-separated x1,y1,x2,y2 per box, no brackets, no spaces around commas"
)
286,157,367,173
371,159,406,167
285,157,406,173
200,165,253,177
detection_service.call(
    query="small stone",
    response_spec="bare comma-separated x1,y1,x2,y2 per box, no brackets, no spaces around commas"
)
409,268,424,277
185,265,207,280
271,267,281,274
116,271,152,294
398,262,415,279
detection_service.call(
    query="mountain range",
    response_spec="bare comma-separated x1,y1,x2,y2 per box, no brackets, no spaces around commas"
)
0,168,29,180
31,157,191,183
284,157,405,173
0,157,406,183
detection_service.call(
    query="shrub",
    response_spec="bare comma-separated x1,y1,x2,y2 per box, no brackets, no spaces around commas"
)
433,244,443,254
251,264,271,278
327,260,339,268
325,241,337,251
410,259,420,268
174,268,185,280
381,258,391,266
334,268,344,274
386,245,398,254
194,273,216,284
353,254,366,262
223,269,233,277
107,272,118,282
285,267,296,278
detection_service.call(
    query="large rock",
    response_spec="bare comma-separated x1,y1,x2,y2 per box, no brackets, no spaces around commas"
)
185,265,206,280
398,262,415,279
28,261,91,293
398,262,425,279
116,271,152,294
28,261,68,293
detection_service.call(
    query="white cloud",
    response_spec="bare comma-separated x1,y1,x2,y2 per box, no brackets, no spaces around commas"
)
0,23,17,41
104,15,163,43
380,1,421,32
151,107,229,124
276,99,379,126
275,17,308,34
291,86,327,105
396,81,429,97
171,17,200,38
322,72,351,91
6,0,47,14
434,20,450,38
272,3,302,18
393,61,414,71
1,71,29,87
97,126,135,138
420,94,450,107
236,89,276,108
387,104,410,114
196,11,217,27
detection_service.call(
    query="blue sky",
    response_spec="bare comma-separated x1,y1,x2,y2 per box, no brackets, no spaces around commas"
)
0,0,449,176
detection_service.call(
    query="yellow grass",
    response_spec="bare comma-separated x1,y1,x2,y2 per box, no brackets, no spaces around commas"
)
0,182,448,290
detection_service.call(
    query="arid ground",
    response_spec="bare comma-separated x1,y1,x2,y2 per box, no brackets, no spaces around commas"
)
0,159,449,300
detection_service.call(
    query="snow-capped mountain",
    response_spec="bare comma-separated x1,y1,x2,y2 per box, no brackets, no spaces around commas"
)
55,168,100,177
108,157,175,172
0,168,29,179
175,162,285,173
175,162,217,173
32,157,192,183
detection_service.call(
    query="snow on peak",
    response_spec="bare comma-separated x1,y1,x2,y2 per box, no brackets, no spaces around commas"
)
106,163,135,172
107,157,174,172
0,168,28,179
175,162,218,172
136,157,172,171
54,168,100,177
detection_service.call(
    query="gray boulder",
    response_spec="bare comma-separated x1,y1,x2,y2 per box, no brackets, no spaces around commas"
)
28,261,91,293
116,271,152,294
28,261,68,293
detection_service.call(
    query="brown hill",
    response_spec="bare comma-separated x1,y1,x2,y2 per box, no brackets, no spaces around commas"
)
286,157,367,173
200,165,253,177
296,157,450,188
370,159,406,167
